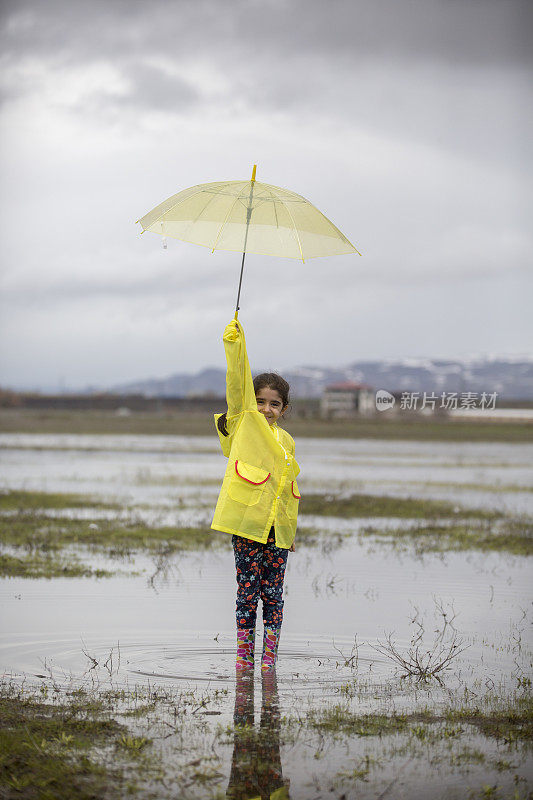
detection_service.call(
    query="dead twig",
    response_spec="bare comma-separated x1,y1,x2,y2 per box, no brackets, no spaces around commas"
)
369,598,470,682
332,635,360,670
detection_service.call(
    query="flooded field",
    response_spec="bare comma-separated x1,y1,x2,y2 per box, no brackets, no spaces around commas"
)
1,433,532,799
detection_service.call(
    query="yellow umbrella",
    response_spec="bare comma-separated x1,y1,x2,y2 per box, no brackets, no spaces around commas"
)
137,165,361,317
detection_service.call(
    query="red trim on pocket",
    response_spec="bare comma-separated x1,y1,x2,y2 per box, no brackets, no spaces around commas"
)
235,460,271,485
291,481,301,499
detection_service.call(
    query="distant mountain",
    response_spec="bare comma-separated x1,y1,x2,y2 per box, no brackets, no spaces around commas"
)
114,368,226,399
112,357,533,400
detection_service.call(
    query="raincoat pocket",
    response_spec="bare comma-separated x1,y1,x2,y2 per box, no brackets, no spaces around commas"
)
287,480,301,519
228,460,271,506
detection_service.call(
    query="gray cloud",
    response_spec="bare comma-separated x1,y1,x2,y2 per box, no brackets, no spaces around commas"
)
1,0,531,68
123,62,198,111
1,0,530,172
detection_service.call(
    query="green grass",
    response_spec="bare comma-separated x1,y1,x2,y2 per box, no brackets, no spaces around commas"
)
306,706,410,736
443,697,533,741
300,492,502,519
360,517,533,556
1,677,531,800
287,415,533,443
1,407,532,441
0,487,529,579
0,494,231,576
303,695,533,742
0,490,120,511
0,683,142,800
0,486,232,578
0,681,236,800
404,480,533,495
0,551,113,579
0,512,228,555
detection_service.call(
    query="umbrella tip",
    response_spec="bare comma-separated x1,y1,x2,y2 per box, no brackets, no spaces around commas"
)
251,164,257,182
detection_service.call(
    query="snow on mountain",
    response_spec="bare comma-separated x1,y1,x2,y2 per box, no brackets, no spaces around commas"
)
111,357,533,400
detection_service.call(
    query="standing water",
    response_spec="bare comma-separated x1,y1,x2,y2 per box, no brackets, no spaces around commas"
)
1,433,532,799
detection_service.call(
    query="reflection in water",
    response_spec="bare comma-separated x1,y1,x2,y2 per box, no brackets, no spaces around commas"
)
227,670,290,800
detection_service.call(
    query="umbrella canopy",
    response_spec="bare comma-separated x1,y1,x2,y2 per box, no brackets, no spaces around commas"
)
137,171,360,263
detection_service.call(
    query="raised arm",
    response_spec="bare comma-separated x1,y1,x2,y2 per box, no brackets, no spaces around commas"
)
223,317,257,418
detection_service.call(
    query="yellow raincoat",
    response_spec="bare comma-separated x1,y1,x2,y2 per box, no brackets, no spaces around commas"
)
211,318,300,549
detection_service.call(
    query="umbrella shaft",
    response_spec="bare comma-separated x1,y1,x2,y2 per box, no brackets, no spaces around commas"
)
234,185,255,318
235,249,246,318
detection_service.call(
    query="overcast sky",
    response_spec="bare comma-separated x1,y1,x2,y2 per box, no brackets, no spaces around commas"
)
0,0,531,390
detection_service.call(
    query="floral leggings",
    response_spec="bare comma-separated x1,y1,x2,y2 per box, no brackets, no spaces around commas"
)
232,527,289,631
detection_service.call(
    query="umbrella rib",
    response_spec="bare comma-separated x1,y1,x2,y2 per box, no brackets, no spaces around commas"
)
190,180,234,227
266,188,286,253
140,181,238,230
141,186,212,229
271,186,361,257
210,187,248,252
272,195,305,263
266,189,280,229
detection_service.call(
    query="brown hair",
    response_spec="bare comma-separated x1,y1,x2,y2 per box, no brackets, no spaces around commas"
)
217,372,291,437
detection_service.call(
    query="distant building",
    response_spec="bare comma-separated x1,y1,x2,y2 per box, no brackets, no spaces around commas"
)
320,381,375,418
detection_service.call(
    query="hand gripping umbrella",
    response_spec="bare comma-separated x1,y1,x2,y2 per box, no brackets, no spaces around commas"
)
136,165,361,318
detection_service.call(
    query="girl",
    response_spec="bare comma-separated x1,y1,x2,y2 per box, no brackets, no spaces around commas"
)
211,317,301,672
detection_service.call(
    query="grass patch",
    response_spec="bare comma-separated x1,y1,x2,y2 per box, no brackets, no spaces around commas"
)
303,695,533,743
360,517,533,556
0,680,238,800
0,683,144,799
0,512,229,555
0,551,112,579
0,489,528,579
1,408,532,442
443,697,533,741
306,705,410,736
0,490,120,511
133,474,221,487
0,504,230,577
122,703,158,718
300,492,500,519
407,480,533,495
286,415,533,443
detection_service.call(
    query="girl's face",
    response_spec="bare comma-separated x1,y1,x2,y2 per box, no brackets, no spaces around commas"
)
256,386,286,425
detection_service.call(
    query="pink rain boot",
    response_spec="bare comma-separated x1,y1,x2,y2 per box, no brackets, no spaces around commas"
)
236,627,255,671
261,626,281,671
